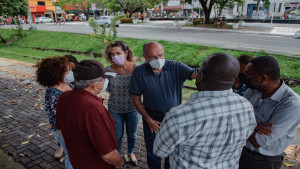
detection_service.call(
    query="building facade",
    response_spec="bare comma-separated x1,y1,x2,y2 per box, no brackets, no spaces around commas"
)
28,0,64,22
161,0,299,19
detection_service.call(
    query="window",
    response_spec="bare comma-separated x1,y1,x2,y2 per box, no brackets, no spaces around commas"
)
278,3,282,12
274,3,276,12
37,1,45,6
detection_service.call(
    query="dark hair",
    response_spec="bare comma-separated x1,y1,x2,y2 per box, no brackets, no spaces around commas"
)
237,54,254,65
104,41,135,64
65,55,79,65
250,56,280,81
35,56,68,87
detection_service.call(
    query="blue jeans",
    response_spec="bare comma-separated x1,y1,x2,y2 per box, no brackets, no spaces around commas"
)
110,111,141,154
143,109,170,169
52,130,73,169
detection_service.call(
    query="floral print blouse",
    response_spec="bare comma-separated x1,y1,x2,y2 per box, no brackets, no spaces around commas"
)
44,83,73,131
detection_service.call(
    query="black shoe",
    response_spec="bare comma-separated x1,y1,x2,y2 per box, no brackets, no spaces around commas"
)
129,159,138,166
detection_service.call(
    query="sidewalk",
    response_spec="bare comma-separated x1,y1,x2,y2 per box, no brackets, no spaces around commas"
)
0,58,148,169
0,57,299,169
126,20,300,37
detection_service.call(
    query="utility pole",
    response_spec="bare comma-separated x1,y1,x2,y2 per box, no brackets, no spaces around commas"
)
161,0,163,18
52,0,57,21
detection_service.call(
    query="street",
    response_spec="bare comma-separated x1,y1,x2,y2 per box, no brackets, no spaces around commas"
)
5,21,300,56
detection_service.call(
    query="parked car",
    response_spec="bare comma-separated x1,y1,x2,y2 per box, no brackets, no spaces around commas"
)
96,16,120,27
35,17,53,24
295,30,300,39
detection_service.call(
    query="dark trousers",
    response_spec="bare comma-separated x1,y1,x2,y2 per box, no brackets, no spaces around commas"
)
239,147,284,169
143,108,170,169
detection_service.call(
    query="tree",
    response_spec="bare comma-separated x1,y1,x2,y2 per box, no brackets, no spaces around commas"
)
58,0,103,20
185,0,243,24
185,0,216,24
215,0,236,17
255,0,270,15
102,0,167,18
0,0,28,43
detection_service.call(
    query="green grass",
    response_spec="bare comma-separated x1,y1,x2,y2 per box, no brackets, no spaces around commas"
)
292,86,300,94
1,28,300,80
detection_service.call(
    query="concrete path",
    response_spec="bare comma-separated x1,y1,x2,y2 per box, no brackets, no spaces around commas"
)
0,57,299,169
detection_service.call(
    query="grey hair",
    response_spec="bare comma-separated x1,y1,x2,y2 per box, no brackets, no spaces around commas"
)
74,77,103,89
143,41,163,57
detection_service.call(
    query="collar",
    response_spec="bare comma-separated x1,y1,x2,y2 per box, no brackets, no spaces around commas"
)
190,89,233,101
73,88,103,103
253,80,285,102
269,80,286,102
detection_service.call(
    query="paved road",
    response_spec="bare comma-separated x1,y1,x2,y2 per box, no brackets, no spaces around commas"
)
4,22,300,57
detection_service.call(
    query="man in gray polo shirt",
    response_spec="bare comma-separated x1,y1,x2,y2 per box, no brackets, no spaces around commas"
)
239,56,300,169
129,41,196,169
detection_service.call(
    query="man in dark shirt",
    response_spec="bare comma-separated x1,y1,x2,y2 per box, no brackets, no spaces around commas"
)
56,60,123,169
129,41,197,169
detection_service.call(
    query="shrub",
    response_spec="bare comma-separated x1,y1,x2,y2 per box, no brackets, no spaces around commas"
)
193,19,203,25
120,18,132,23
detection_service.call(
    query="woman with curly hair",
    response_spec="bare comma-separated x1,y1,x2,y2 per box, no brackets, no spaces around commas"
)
35,56,73,169
104,41,141,166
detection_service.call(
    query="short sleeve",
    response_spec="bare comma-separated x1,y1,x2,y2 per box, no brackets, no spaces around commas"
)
86,108,118,156
129,67,142,96
176,61,194,81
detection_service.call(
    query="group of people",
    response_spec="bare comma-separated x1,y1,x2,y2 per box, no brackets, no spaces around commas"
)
35,41,300,169
216,15,227,28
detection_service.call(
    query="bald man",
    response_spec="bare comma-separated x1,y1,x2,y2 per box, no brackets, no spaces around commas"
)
130,41,197,169
153,53,256,169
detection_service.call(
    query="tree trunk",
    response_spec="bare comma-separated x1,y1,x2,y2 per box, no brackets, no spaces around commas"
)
204,10,210,24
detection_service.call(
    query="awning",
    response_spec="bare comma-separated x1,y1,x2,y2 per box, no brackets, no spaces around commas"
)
164,5,183,10
30,5,47,13
153,5,184,11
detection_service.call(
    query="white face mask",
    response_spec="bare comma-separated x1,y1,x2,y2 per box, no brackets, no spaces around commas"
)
97,78,109,92
149,59,165,70
64,70,74,83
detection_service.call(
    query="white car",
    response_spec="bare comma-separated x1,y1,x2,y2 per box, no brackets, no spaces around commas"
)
294,30,300,39
35,17,53,24
96,16,120,27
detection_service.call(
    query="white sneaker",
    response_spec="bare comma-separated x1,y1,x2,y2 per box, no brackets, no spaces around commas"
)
54,146,64,158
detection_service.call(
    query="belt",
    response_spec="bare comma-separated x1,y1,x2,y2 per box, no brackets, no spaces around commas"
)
145,107,166,116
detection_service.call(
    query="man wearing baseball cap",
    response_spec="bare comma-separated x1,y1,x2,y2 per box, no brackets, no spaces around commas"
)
56,60,123,169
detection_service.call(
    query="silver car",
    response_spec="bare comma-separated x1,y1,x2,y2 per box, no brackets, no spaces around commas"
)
96,16,120,27
35,17,53,24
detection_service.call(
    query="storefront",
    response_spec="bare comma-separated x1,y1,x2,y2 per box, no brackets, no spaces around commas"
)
30,5,47,23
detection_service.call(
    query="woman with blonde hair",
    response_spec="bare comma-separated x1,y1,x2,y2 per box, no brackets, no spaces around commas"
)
104,41,140,166
35,55,74,169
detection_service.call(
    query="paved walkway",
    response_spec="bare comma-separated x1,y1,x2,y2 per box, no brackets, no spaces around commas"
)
0,58,148,169
0,57,299,169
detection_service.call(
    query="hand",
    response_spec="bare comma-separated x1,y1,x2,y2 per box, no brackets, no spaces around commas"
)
146,118,161,133
255,123,274,135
